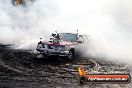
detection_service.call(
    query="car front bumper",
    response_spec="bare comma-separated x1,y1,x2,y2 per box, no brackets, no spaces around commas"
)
39,50,69,57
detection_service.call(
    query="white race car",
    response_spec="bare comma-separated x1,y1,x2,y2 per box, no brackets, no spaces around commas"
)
36,32,89,60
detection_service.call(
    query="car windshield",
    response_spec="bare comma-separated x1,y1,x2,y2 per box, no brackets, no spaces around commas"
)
60,33,78,42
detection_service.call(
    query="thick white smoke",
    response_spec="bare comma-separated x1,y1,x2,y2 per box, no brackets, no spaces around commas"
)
0,0,57,49
0,0,132,63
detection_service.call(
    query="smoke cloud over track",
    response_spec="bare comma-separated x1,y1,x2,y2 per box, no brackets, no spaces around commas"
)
0,0,132,63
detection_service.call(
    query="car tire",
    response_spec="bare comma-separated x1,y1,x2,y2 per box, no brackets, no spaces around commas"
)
69,48,76,60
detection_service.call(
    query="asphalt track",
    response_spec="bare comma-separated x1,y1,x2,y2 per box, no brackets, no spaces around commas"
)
0,45,131,88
